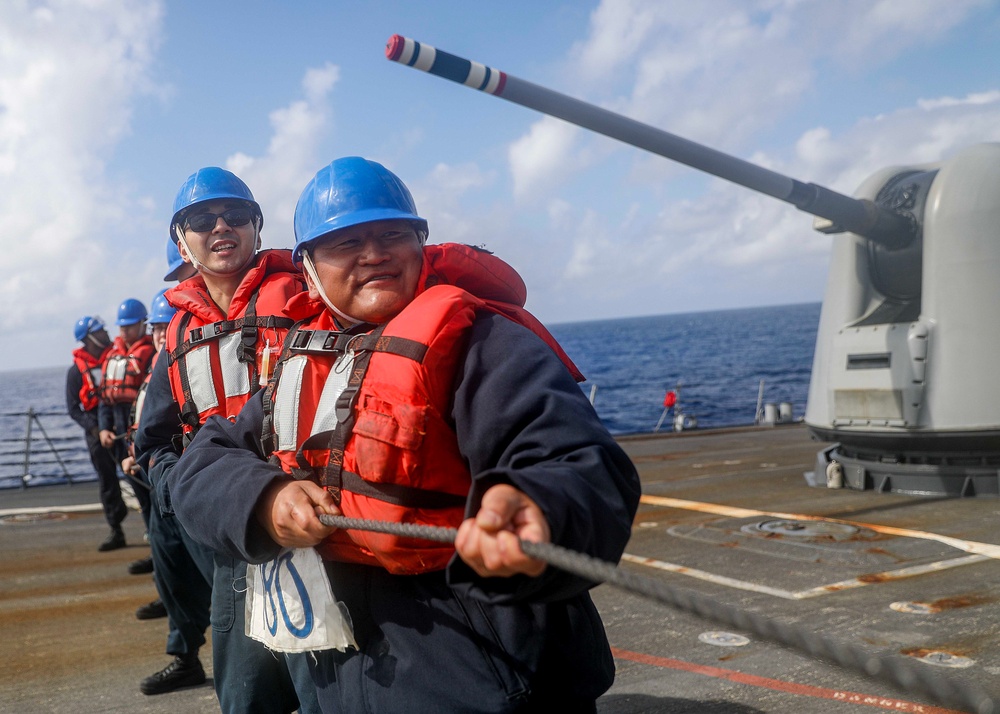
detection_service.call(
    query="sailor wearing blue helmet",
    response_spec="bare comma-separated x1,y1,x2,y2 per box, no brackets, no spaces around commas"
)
66,315,125,551
134,167,315,711
169,157,640,712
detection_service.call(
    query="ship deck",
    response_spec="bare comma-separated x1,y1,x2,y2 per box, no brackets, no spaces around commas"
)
2,423,998,713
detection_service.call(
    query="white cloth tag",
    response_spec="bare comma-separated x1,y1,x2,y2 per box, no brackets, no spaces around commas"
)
246,547,357,653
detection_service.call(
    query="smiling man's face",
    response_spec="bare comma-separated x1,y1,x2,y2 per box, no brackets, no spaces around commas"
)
177,199,259,277
306,219,423,324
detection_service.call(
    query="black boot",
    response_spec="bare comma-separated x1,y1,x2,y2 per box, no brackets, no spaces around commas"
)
140,654,206,695
127,555,153,574
98,527,126,552
135,599,167,620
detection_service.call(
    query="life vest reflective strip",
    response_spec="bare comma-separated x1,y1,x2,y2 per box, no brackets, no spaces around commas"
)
263,287,484,574
100,337,155,406
128,349,161,435
165,261,302,440
168,294,294,433
72,346,110,412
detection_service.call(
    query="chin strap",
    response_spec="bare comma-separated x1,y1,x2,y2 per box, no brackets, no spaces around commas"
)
85,333,109,351
173,217,261,278
301,250,363,328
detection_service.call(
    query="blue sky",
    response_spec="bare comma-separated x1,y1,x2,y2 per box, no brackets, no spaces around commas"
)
2,0,999,371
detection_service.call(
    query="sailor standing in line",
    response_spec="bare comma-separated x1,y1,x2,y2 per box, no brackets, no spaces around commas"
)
135,167,318,711
96,298,155,550
66,316,126,551
120,286,189,621
168,157,641,711
127,246,218,695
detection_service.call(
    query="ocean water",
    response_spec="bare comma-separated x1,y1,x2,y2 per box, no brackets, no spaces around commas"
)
0,302,820,489
549,302,820,434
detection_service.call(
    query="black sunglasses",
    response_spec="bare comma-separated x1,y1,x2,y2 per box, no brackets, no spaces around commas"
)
184,207,254,233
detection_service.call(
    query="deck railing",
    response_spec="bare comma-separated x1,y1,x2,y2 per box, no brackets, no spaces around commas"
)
0,409,85,488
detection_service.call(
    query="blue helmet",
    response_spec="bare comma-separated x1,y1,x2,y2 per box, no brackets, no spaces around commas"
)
292,157,427,266
115,298,147,326
73,316,105,342
170,167,262,243
164,239,187,281
148,288,175,325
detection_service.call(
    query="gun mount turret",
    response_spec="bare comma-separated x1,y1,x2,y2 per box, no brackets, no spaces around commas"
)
387,35,1000,497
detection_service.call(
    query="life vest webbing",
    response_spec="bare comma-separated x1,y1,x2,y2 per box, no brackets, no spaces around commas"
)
169,292,296,443
263,321,441,506
167,290,293,368
261,323,428,458
261,318,312,458
169,315,295,362
287,328,428,364
287,447,466,509
339,469,466,508
314,328,379,503
170,311,202,433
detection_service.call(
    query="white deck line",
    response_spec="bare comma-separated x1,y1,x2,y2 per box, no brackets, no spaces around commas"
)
0,502,102,517
621,552,990,599
630,494,1000,598
640,495,1000,559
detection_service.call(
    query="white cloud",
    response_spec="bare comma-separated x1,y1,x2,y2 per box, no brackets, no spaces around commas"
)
0,0,163,362
509,116,585,202
832,0,994,67
494,0,997,324
918,90,1000,111
411,161,494,245
514,0,989,202
516,87,1000,324
227,63,340,250
0,10,338,370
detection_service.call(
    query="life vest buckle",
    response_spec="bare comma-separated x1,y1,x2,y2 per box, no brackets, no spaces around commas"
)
291,330,314,351
189,322,222,344
239,323,257,364
322,332,341,351
335,386,359,423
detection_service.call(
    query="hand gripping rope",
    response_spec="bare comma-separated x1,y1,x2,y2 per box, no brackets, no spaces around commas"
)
319,514,996,714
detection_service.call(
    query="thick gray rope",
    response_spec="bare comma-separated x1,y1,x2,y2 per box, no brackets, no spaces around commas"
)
319,514,996,714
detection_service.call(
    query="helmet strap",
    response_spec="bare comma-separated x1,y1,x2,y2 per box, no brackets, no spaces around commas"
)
85,332,109,350
175,220,259,279
301,251,363,328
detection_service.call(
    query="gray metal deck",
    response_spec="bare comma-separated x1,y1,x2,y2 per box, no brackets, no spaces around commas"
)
2,424,996,712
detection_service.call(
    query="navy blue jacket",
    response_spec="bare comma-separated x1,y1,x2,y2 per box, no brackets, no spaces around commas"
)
134,352,182,514
65,366,98,434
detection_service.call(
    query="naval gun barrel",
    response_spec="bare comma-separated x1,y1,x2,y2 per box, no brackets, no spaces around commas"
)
386,35,915,249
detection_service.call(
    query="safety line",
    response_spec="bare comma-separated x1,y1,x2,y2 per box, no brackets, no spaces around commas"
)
611,647,965,714
639,495,1000,560
318,514,996,713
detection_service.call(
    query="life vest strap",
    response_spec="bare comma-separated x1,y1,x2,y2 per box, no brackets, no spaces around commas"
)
260,317,314,457
288,442,465,509
340,469,466,509
170,289,295,445
288,329,428,364
169,315,294,363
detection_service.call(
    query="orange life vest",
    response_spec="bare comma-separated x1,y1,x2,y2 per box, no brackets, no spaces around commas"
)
165,249,304,439
128,349,161,436
72,344,111,412
262,243,582,575
100,335,155,406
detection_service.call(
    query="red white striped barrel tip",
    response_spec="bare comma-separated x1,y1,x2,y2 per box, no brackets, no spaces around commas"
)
385,34,406,61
